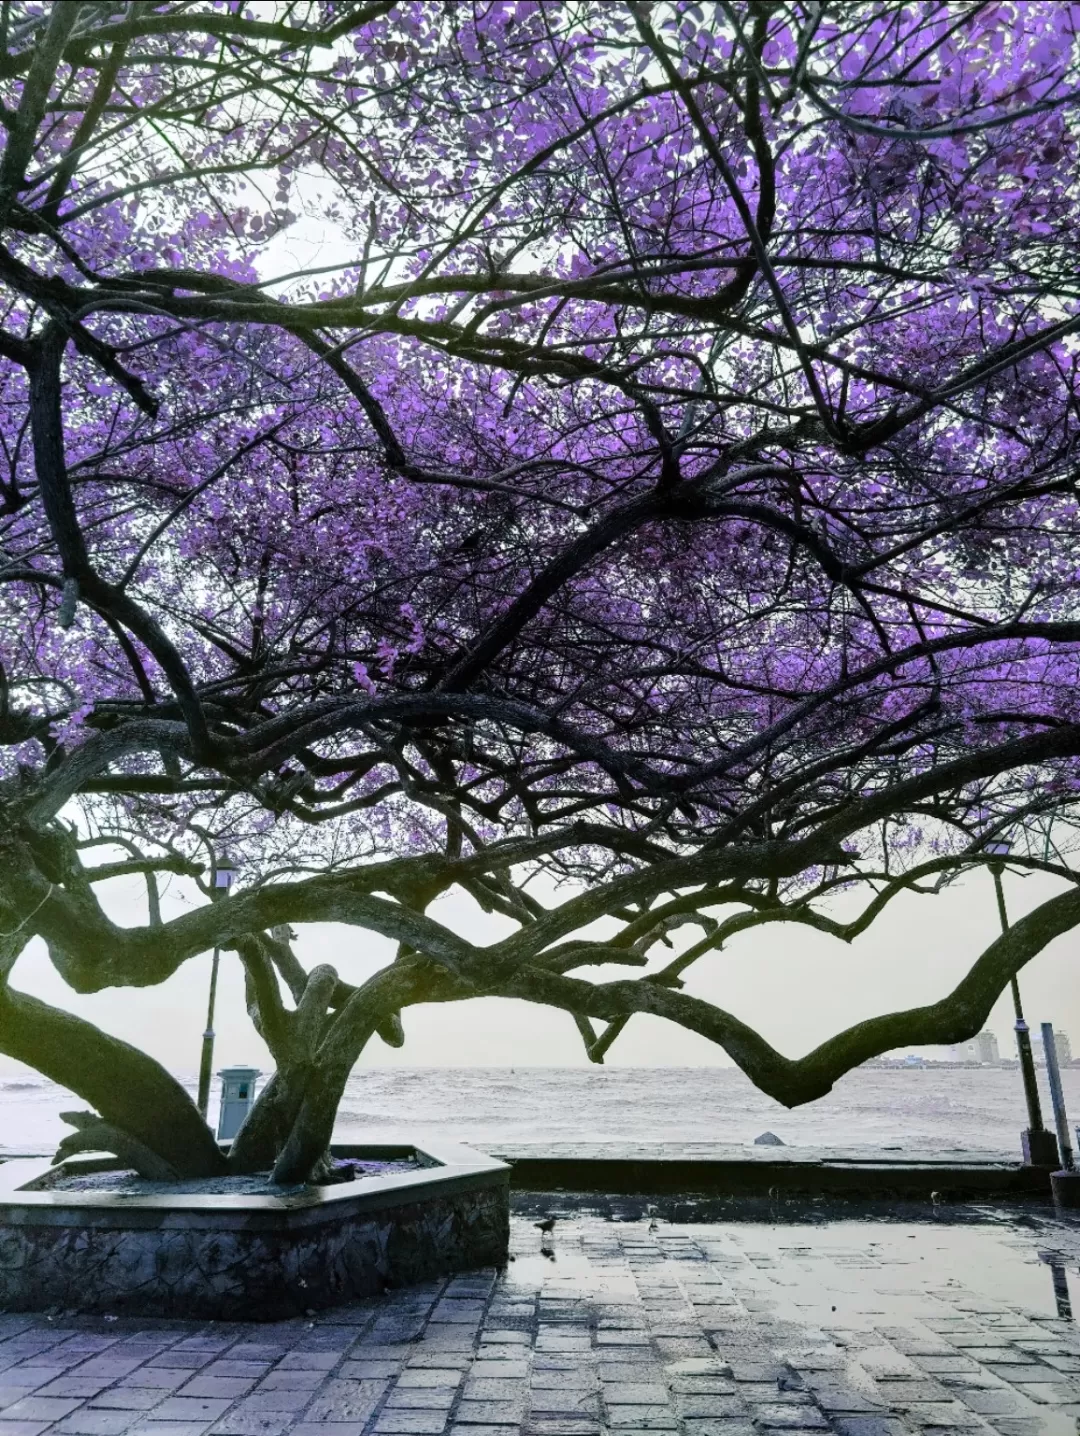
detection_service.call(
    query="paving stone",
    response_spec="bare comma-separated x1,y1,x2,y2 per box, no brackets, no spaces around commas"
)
602,1406,679,1429
276,1356,339,1373
681,1422,757,1436
396,1371,464,1389
808,1385,884,1414
674,1395,747,1419
257,1374,328,1395
304,1380,388,1422
916,1358,984,1375
77,1362,149,1381
89,1391,165,1412
418,1335,475,1353
449,1426,518,1436
180,1379,258,1400
116,1374,191,1394
146,1358,216,1373
384,1388,455,1411
1041,1354,1080,1372
1011,1381,1079,1404
288,1425,368,1436
596,1362,654,1380
528,1367,594,1390
0,1396,87,1420
227,1393,312,1416
985,1364,1066,1384
372,1412,450,1434
149,1401,235,1423
2,1366,70,1388
211,1415,293,1436
337,1361,401,1380
36,1378,112,1398
523,1422,601,1436
432,1305,485,1323
54,1411,140,1435
466,1381,527,1403
750,1408,830,1431
120,1424,215,1436
527,1390,597,1415
736,1384,809,1406
830,1420,910,1436
665,1360,733,1377
668,1376,737,1395
730,1364,788,1383
602,1384,669,1404
469,1362,529,1380
201,1366,272,1382
875,1379,949,1402
454,1402,524,1425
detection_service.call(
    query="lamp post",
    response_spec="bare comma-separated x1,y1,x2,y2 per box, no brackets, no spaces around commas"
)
197,851,239,1121
985,841,1059,1167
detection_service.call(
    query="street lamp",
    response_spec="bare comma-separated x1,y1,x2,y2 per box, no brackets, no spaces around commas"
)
197,851,240,1121
985,840,1059,1167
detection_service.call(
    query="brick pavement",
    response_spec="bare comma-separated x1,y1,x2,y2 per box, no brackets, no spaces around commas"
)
0,1205,1077,1436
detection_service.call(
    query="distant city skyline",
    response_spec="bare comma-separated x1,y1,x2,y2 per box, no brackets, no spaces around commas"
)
951,1031,1002,1065
1032,1028,1074,1067
943,1027,1077,1068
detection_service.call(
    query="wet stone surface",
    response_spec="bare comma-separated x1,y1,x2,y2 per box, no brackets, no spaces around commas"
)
0,1196,1076,1436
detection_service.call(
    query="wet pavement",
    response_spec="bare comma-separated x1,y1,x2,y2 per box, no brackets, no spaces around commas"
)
0,1196,1077,1436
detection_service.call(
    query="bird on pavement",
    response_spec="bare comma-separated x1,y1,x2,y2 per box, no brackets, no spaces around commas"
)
535,1217,556,1235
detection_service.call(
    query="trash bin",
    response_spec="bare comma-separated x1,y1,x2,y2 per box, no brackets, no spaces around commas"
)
216,1065,261,1141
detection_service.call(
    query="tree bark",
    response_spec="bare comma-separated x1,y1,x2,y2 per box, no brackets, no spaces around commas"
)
0,985,226,1176
228,1069,306,1173
270,1061,351,1185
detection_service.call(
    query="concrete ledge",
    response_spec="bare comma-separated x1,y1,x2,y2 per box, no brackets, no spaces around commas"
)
0,1138,509,1319
492,1148,1054,1199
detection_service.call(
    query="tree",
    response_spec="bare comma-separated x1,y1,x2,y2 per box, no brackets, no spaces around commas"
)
2,0,1080,1182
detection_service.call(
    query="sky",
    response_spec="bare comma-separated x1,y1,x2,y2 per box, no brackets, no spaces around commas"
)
2,862,1076,1081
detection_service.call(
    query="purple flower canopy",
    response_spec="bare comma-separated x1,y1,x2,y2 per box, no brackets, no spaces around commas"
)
1,1,1079,1177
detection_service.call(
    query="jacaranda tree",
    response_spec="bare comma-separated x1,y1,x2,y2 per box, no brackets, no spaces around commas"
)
2,0,1080,1181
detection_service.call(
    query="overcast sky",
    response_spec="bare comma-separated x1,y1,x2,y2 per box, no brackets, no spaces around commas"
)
3,863,1076,1081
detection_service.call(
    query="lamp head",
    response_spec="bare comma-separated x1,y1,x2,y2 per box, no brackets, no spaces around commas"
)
983,839,1012,858
213,852,240,890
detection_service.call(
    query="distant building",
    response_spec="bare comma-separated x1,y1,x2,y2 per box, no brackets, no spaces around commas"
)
951,1031,1000,1064
1033,1029,1073,1066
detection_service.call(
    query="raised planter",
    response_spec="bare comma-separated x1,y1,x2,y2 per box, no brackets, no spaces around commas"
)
0,1138,509,1319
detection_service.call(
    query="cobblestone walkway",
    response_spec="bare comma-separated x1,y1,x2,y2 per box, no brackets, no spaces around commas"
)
0,1205,1077,1436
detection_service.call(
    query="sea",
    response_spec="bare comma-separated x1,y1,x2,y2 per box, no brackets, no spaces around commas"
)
3,1064,1080,1158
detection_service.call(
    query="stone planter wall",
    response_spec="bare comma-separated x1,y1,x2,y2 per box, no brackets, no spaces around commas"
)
0,1139,509,1320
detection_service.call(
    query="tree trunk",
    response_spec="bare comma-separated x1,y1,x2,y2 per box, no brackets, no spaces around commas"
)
227,1069,305,1173
270,1063,348,1186
0,985,227,1176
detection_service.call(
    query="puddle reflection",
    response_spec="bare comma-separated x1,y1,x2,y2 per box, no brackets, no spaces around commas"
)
1040,1250,1076,1319
511,1192,1080,1321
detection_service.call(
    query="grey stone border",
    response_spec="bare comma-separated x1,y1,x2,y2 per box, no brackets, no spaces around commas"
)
0,1138,510,1319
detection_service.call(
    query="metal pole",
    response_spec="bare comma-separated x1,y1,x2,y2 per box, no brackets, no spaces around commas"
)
1041,1023,1075,1172
992,867,1058,1164
1010,978,1046,1136
196,947,220,1120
